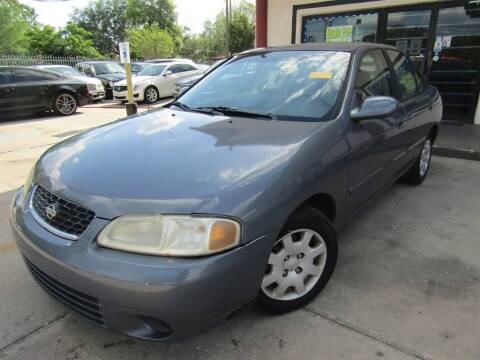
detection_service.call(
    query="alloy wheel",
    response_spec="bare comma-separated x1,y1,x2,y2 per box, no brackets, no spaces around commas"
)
261,229,327,301
146,87,158,103
55,93,76,115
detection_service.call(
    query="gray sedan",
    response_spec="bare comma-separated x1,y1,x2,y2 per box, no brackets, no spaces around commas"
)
10,43,441,341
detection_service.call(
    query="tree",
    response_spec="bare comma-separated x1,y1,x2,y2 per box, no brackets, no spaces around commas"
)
71,0,180,56
0,0,37,54
26,23,102,57
180,0,255,61
126,26,174,59
71,0,128,55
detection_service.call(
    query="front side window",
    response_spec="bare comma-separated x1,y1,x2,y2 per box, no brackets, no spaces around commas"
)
52,67,83,78
179,50,351,122
355,50,395,100
387,50,419,100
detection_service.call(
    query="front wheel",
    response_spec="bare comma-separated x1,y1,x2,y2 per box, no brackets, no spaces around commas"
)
258,205,338,314
401,137,432,185
53,92,77,116
144,86,159,104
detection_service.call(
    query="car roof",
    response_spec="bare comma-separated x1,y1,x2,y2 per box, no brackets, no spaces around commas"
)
243,42,398,54
36,65,71,68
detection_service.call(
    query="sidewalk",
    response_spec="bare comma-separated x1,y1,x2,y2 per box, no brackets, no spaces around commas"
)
433,123,480,161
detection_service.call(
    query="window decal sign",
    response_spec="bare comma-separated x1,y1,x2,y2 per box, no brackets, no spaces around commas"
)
326,25,353,42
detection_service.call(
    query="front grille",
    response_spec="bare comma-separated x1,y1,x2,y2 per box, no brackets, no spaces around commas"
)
114,85,127,92
24,257,105,325
31,185,95,238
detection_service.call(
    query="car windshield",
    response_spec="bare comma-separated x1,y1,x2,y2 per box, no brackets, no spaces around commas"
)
51,67,82,77
92,62,125,75
132,63,149,72
137,64,166,76
178,50,351,122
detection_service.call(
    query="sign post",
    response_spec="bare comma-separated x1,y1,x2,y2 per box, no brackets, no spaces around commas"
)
119,41,137,116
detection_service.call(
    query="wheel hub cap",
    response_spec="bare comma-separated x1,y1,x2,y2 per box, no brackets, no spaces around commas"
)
261,229,327,301
419,139,431,177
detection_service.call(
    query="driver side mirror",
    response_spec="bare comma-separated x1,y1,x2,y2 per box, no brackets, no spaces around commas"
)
350,96,399,122
164,70,173,77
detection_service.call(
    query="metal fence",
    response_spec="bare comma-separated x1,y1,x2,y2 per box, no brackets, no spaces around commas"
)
0,55,137,67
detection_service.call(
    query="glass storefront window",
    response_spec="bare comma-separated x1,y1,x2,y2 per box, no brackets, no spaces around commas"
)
303,12,378,43
385,10,431,56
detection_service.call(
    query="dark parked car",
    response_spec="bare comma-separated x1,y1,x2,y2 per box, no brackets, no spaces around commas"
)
0,66,92,118
75,61,125,99
11,43,441,341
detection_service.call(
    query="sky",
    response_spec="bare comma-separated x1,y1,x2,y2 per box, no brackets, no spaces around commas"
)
19,0,253,33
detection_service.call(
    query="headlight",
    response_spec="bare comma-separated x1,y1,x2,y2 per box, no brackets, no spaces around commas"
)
23,163,35,200
97,215,241,257
87,83,96,92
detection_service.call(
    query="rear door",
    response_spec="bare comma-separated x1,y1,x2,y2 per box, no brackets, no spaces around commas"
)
12,69,59,112
386,50,433,171
346,49,404,213
0,68,16,116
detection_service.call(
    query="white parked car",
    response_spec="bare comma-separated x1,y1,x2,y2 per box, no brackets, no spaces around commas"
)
113,62,203,103
35,65,105,101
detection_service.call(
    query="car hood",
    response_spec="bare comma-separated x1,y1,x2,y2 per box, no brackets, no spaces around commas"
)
35,108,322,220
96,73,125,82
115,76,152,86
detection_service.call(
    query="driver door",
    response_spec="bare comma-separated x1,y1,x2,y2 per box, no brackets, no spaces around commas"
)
346,50,405,213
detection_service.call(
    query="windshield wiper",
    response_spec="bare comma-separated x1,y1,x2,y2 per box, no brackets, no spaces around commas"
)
197,106,276,120
169,101,222,115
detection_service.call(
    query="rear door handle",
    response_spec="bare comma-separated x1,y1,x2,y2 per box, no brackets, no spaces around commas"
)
5,87,15,93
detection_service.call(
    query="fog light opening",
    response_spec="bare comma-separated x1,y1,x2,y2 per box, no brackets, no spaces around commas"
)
142,317,172,338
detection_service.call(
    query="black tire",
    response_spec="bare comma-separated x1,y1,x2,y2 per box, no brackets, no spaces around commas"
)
144,86,159,104
53,92,78,116
401,135,433,185
257,204,338,314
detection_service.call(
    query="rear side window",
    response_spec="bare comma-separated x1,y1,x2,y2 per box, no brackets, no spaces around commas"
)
355,50,395,99
387,51,421,101
181,64,197,72
14,69,58,82
0,68,14,84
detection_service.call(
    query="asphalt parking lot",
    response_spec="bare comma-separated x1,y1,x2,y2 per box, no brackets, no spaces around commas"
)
1,105,479,360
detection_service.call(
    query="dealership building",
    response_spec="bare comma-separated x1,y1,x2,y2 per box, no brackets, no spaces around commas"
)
255,0,480,124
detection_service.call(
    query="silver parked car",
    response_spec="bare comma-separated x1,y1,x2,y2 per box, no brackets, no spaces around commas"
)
11,43,441,341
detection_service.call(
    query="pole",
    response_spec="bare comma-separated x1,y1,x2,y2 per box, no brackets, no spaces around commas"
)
225,0,230,56
125,59,137,116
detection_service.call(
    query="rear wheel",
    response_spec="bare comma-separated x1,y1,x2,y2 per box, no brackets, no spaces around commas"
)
53,92,77,116
401,136,432,185
144,86,159,104
258,205,337,313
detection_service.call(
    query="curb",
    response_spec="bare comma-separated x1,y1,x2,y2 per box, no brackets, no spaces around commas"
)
433,146,480,161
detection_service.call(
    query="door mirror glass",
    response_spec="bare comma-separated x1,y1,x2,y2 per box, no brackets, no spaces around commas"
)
350,96,399,121
164,70,173,76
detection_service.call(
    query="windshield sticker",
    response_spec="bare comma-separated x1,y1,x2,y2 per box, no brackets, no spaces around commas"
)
309,72,332,79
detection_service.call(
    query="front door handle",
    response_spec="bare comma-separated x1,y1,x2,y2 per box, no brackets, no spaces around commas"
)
5,87,15,93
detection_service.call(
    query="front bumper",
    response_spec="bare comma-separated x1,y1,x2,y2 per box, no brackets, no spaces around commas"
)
113,90,142,102
10,187,273,341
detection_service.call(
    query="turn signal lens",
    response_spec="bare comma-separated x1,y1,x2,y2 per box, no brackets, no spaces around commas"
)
209,220,239,251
